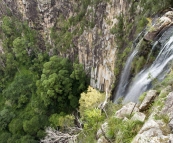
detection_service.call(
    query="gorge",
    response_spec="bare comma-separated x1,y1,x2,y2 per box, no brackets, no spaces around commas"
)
0,0,173,143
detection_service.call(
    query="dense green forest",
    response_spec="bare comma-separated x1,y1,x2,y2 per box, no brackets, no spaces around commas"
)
0,0,173,142
0,15,89,142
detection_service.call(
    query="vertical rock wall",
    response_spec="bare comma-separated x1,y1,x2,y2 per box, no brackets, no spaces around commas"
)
0,0,129,92
78,0,128,91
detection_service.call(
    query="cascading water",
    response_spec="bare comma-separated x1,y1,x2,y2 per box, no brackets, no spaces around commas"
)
114,26,173,103
123,35,173,103
113,38,143,102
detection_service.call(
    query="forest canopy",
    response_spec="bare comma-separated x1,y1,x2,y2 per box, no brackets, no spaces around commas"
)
0,15,89,142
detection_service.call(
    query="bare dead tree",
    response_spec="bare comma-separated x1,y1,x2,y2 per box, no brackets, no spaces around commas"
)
40,127,83,143
98,88,109,118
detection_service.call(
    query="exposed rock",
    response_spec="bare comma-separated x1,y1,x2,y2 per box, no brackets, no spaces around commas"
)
131,112,146,122
78,0,130,91
132,87,173,143
96,122,108,139
97,136,109,143
169,134,173,142
149,86,172,115
164,11,173,19
0,0,131,93
132,119,170,143
160,85,172,93
139,90,157,111
169,119,173,132
123,117,129,122
144,11,173,41
161,92,173,119
115,102,139,119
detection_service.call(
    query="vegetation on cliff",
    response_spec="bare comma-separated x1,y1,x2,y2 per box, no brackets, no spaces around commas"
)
0,0,173,142
0,15,89,142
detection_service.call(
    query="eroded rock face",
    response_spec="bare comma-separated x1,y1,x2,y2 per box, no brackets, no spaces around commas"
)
139,90,157,111
2,0,128,92
78,0,129,91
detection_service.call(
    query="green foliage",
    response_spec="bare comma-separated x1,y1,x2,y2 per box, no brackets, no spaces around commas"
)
3,73,34,108
0,13,89,142
49,113,75,128
79,86,105,115
77,87,107,142
12,37,29,64
8,118,24,135
18,135,38,143
105,101,122,117
0,108,15,131
36,56,88,112
83,109,104,129
23,116,40,135
78,108,104,143
139,92,147,103
107,117,143,142
1,16,13,36
0,132,11,143
110,14,124,44
155,114,169,124
154,70,173,90
0,0,172,142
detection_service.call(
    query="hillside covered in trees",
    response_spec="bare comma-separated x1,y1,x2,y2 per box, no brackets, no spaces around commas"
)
0,0,173,143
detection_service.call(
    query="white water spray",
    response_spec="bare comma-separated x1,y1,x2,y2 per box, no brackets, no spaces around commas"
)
123,35,173,103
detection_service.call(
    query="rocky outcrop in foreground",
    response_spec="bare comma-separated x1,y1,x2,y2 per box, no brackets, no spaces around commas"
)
97,86,173,143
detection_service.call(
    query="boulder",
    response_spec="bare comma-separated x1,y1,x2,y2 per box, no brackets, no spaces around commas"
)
169,119,173,131
132,119,170,143
131,112,146,122
161,92,173,119
169,134,173,142
97,136,109,143
96,122,108,139
139,90,157,111
144,12,173,41
164,11,173,19
115,102,139,119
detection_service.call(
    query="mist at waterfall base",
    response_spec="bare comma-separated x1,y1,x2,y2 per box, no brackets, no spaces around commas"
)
113,35,173,103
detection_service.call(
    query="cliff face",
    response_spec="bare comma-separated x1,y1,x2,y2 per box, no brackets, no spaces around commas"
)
78,0,128,91
0,0,130,92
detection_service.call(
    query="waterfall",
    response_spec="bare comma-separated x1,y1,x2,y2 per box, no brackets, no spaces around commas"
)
113,31,145,102
113,39,143,102
123,35,173,103
113,29,173,103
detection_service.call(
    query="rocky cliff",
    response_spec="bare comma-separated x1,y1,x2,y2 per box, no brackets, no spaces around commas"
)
1,0,173,142
0,0,172,94
0,0,131,92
